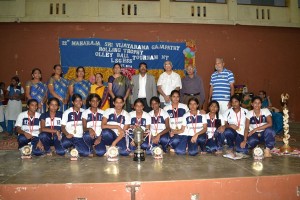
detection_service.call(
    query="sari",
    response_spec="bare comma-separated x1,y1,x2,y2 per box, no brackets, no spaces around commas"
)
48,76,69,111
69,79,91,108
6,86,23,120
108,75,130,108
90,84,110,110
261,98,283,134
26,81,47,113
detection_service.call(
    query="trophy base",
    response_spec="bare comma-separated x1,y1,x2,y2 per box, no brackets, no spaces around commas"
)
154,155,163,159
107,157,119,162
133,151,145,162
21,155,32,159
70,157,78,161
253,156,263,160
280,144,292,154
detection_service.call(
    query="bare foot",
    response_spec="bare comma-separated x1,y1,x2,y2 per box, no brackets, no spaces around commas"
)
264,148,272,158
169,148,175,153
88,153,94,158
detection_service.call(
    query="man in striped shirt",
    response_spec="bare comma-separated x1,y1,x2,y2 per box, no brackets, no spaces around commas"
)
208,58,235,115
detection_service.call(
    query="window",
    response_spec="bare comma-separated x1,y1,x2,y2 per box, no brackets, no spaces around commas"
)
237,0,286,7
173,0,226,3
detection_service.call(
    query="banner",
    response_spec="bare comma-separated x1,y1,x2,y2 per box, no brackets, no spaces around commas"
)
59,38,186,70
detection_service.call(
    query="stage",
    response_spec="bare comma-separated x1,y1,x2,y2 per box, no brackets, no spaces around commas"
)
0,123,300,200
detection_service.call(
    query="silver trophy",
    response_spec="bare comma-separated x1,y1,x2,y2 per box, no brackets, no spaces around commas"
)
107,146,119,162
21,145,32,159
133,127,145,162
70,148,79,161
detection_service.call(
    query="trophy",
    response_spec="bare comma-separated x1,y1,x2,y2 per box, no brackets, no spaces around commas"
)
70,148,79,161
253,146,264,160
21,145,32,159
133,127,145,162
107,146,119,162
152,146,163,159
280,93,292,153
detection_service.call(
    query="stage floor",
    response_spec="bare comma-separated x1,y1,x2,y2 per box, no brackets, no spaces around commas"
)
0,123,300,200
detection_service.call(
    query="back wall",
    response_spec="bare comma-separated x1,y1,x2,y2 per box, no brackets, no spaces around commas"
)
0,22,299,121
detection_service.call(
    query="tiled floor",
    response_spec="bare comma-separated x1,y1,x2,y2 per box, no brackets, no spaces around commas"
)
0,123,299,185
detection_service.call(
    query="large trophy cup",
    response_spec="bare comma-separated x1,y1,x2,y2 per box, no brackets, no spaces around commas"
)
133,127,145,162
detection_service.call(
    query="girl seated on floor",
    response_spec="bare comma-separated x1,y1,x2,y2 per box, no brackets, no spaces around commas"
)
223,95,248,154
170,97,207,156
61,94,90,157
101,96,131,156
39,97,65,156
129,98,152,154
204,100,225,154
15,99,44,156
148,96,170,153
241,96,276,157
164,90,189,152
82,94,105,157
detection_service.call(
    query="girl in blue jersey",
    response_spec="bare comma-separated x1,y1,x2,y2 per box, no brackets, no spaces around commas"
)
148,96,170,152
129,99,151,154
204,100,225,154
61,94,90,157
242,96,275,157
164,90,189,152
15,99,44,156
82,93,105,157
39,97,65,156
101,96,131,156
223,95,248,154
171,97,207,155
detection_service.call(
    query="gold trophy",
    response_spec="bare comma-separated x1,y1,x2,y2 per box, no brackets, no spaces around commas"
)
21,145,32,159
70,148,79,161
133,127,145,162
280,93,292,153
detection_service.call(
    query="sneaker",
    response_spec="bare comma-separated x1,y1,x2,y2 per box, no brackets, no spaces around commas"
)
264,148,272,158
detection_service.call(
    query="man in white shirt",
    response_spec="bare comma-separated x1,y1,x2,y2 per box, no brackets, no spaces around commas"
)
157,60,182,107
131,62,157,112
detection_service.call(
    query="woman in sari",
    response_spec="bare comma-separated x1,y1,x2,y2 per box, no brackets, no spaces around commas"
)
108,63,131,111
25,68,47,113
47,64,69,112
68,66,91,109
90,73,110,110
